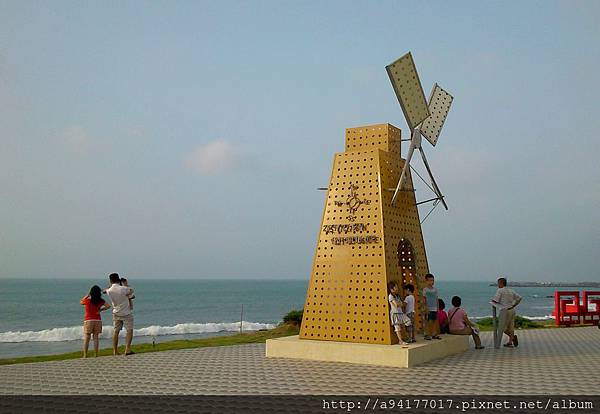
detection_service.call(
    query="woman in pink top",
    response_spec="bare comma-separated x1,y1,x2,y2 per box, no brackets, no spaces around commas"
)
448,296,484,349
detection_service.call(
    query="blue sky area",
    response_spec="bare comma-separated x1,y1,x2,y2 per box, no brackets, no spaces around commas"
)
1,1,599,281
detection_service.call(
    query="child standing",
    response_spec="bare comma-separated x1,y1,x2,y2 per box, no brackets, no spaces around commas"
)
403,284,416,343
388,281,410,345
422,273,442,340
80,285,111,357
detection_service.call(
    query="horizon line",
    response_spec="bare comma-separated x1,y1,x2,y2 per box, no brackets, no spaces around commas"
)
0,277,590,283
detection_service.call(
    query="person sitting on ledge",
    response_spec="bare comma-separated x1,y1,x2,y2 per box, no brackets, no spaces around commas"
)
448,296,484,349
438,298,449,334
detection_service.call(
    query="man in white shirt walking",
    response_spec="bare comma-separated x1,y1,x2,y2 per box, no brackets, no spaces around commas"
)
104,273,135,356
491,277,522,348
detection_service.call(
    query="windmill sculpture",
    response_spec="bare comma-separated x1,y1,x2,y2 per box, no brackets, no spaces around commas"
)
299,52,453,345
386,52,453,211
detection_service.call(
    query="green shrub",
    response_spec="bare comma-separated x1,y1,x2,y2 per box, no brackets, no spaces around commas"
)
475,317,494,327
283,309,303,326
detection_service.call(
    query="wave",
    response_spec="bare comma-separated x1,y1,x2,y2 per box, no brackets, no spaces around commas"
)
519,315,555,321
471,314,555,321
0,321,275,343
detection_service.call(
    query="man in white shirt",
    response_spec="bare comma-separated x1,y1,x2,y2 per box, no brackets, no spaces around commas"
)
491,277,522,347
104,273,135,356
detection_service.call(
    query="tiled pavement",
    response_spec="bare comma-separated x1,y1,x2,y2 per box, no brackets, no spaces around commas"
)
0,327,598,395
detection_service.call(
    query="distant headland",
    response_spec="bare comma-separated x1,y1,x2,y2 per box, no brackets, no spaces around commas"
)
489,281,600,288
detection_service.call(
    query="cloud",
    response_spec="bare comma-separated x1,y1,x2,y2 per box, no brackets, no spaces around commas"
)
62,125,95,155
184,140,241,175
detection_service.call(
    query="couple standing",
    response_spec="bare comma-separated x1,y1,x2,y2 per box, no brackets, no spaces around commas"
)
81,272,135,357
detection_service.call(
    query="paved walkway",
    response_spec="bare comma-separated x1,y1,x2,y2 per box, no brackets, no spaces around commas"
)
0,327,598,395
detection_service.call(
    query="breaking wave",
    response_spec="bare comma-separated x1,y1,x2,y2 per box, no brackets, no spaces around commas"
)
0,321,275,343
471,314,554,321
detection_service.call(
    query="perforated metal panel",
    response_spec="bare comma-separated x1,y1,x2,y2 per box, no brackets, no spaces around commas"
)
300,123,429,345
420,83,453,146
345,123,401,155
386,52,430,131
379,152,429,334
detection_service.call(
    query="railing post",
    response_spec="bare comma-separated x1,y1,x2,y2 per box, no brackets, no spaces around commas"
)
492,305,500,349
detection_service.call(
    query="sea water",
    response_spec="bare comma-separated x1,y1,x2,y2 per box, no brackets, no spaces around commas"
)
0,278,557,358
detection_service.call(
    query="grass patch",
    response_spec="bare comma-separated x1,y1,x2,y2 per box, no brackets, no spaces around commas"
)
476,316,552,331
0,324,299,366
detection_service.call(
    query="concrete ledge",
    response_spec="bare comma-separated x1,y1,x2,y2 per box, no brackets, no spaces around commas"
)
266,335,469,368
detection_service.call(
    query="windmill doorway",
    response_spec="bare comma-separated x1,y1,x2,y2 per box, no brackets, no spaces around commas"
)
398,238,423,332
398,238,417,287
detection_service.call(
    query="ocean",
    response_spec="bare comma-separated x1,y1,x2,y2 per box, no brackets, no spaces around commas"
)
0,279,557,358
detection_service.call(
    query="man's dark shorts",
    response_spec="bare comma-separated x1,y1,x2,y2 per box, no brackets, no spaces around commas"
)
427,311,437,321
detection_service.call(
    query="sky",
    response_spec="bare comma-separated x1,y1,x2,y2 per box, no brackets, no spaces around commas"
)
1,1,599,281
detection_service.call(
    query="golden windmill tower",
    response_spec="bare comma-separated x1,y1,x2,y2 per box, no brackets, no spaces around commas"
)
299,52,453,345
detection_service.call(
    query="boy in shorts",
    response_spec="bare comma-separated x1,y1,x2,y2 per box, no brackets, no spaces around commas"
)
422,274,441,340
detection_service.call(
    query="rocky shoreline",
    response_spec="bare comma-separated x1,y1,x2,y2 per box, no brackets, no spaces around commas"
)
489,281,600,287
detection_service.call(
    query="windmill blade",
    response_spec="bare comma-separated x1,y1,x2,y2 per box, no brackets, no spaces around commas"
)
420,83,453,146
417,146,448,210
386,52,430,132
391,129,421,206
